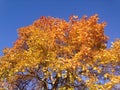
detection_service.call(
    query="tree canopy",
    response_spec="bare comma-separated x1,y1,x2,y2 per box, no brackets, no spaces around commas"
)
0,14,120,90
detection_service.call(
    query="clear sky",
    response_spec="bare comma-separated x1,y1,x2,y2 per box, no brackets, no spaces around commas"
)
0,0,120,55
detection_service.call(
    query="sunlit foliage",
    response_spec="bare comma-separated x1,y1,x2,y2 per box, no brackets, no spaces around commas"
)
0,14,120,90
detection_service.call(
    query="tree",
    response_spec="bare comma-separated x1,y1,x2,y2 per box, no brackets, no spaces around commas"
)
0,14,120,90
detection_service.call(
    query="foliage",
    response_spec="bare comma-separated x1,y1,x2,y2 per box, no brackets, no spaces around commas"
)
0,14,120,90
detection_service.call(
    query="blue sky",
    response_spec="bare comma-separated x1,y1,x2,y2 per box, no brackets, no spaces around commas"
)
0,0,120,55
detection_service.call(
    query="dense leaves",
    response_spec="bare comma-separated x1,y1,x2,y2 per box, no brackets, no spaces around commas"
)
0,15,120,90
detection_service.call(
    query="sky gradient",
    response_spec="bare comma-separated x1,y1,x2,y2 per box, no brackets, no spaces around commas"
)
0,0,120,55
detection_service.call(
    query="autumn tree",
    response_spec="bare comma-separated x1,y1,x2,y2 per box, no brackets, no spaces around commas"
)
0,14,120,90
